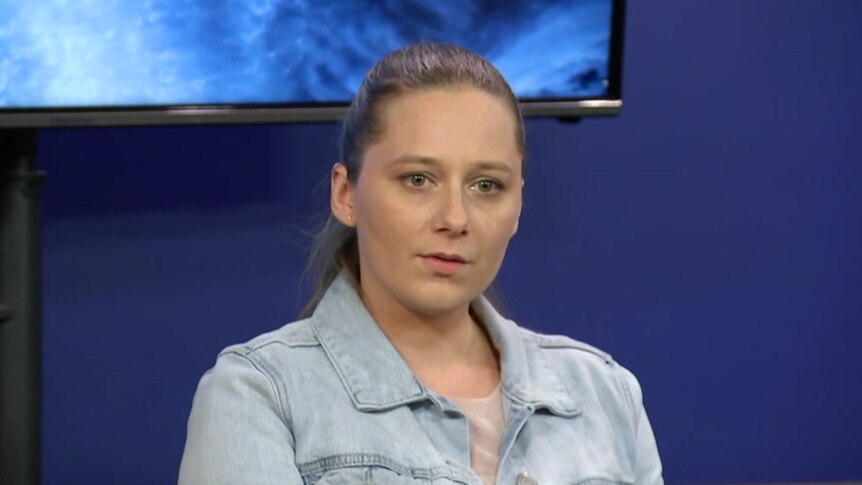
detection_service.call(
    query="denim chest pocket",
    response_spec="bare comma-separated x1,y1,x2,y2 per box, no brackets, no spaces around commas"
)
298,453,473,485
306,468,414,485
570,480,633,485
510,411,637,485
506,473,632,485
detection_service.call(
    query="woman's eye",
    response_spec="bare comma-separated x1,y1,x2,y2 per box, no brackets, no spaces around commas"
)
472,179,501,194
406,173,428,187
399,172,431,189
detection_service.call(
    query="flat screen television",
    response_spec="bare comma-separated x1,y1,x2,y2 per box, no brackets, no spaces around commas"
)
0,0,625,128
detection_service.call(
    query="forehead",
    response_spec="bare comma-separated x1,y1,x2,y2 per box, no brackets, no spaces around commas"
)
364,87,521,170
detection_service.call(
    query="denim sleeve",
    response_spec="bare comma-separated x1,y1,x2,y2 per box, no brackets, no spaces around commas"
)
620,367,664,485
178,351,303,485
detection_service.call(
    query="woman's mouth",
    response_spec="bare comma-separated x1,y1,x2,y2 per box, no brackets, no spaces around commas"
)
421,253,468,275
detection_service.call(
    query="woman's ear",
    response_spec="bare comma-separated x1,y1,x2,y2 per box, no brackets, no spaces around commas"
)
331,163,356,227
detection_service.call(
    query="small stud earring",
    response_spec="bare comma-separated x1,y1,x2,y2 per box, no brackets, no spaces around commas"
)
347,214,353,222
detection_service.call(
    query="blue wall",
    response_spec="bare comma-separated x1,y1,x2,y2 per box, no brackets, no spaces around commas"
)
39,1,861,483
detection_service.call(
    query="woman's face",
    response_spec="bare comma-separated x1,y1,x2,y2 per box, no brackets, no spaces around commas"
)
333,87,523,318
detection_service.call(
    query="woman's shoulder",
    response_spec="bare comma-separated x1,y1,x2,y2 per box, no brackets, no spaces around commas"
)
191,317,342,419
199,317,330,397
520,327,615,364
510,323,617,370
217,317,321,360
512,325,646,415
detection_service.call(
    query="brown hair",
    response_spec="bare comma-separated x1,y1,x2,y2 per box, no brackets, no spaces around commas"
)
299,43,525,318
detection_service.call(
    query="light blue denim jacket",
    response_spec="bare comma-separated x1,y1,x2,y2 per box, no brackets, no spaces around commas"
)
179,275,663,484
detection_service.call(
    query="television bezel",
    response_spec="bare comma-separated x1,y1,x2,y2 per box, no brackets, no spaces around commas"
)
0,0,625,128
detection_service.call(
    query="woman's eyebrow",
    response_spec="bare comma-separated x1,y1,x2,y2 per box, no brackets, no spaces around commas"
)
472,160,514,174
389,154,439,167
389,155,514,174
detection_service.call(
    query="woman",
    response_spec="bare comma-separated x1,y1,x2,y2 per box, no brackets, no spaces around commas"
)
179,43,663,485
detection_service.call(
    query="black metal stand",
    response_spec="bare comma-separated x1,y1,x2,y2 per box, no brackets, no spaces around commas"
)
0,129,44,485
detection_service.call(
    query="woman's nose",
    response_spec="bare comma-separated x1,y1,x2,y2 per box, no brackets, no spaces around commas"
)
435,186,469,235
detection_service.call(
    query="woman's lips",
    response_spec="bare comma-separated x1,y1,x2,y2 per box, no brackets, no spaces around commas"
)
421,254,468,275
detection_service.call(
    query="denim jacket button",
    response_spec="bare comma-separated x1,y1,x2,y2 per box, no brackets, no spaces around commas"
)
516,471,537,485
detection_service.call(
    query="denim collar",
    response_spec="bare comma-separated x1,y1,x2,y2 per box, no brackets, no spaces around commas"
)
310,273,579,416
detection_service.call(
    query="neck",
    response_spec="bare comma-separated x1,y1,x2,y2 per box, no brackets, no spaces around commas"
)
361,289,476,361
359,290,500,398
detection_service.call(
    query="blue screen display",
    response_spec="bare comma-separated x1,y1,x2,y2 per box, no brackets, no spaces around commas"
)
0,0,614,109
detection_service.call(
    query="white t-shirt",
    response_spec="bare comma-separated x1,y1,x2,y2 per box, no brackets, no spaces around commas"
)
450,385,506,485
